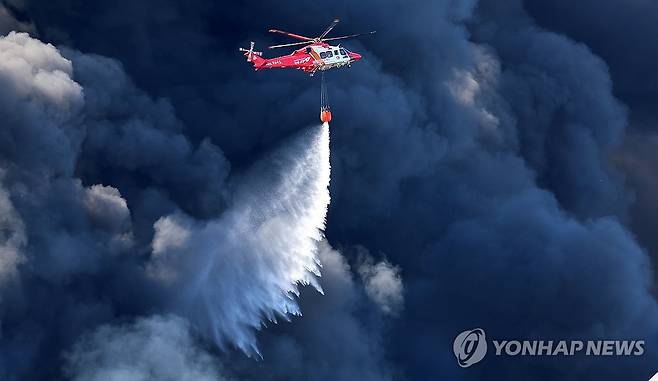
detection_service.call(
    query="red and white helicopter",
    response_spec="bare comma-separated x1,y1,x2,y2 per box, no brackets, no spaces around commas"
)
239,19,375,76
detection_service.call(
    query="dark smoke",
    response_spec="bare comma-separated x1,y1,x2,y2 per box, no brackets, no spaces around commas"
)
0,0,657,380
521,0,658,291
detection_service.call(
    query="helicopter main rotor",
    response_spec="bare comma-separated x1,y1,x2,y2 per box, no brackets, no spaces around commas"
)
267,19,375,49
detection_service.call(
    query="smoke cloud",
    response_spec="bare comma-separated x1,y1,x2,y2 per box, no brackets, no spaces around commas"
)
358,252,404,316
0,179,25,284
0,31,337,379
66,315,227,381
2,0,658,380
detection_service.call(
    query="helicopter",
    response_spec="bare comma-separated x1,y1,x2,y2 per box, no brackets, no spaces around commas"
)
239,19,375,76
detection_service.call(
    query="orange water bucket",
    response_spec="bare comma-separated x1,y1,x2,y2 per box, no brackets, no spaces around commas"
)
320,110,332,123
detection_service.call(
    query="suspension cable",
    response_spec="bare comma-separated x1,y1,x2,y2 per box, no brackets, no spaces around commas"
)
320,71,329,110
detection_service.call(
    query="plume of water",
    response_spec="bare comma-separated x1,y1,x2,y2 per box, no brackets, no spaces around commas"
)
148,123,331,356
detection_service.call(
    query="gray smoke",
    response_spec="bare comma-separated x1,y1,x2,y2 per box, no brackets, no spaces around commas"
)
0,31,336,379
66,315,228,381
2,0,658,379
357,250,404,316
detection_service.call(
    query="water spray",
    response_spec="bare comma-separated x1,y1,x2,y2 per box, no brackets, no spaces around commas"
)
148,121,332,356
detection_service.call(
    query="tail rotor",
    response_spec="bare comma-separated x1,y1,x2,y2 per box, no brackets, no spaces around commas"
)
239,41,263,62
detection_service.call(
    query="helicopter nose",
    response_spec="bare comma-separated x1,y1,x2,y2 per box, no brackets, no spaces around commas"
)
349,52,362,61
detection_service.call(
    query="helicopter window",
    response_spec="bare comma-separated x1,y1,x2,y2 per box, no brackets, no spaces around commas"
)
320,51,333,59
305,47,312,54
334,50,339,56
340,48,347,55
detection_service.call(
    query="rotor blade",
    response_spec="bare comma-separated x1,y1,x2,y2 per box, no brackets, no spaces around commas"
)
268,29,313,42
321,31,376,42
318,18,340,40
268,41,313,49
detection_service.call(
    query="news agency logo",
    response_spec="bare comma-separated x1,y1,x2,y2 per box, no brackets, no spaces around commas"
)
453,328,487,368
453,328,646,368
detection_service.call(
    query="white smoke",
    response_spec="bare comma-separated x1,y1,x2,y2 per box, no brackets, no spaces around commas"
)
358,256,404,316
66,315,228,381
0,32,84,177
148,123,331,355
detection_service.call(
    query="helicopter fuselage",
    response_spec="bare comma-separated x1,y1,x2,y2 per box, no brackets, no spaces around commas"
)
245,43,362,75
